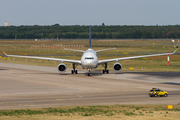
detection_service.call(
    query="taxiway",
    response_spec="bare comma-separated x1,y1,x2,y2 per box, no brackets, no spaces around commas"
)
0,62,180,110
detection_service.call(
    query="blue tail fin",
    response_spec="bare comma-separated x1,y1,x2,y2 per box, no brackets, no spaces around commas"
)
89,26,91,48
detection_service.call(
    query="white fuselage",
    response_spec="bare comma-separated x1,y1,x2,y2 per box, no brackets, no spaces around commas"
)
81,49,98,69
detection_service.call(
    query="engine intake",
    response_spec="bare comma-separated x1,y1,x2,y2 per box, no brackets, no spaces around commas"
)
58,63,66,72
113,62,122,71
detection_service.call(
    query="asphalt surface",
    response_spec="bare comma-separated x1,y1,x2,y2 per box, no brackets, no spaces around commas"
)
0,62,180,110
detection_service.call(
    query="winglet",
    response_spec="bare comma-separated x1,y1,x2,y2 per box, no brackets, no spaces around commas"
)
173,49,178,54
3,51,7,56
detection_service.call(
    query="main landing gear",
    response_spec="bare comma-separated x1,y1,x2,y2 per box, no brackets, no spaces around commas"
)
71,63,78,74
102,63,109,74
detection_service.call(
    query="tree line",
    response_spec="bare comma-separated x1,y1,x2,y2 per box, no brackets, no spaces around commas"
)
0,24,180,39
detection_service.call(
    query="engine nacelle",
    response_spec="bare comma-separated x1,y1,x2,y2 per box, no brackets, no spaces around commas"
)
57,63,67,72
113,62,122,71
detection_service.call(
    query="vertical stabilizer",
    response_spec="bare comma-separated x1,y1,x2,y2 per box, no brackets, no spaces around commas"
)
89,26,91,48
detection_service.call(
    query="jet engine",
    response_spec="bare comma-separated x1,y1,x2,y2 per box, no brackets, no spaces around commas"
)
57,63,67,72
113,62,122,71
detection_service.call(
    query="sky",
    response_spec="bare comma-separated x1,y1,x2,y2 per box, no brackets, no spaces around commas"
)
1,0,180,26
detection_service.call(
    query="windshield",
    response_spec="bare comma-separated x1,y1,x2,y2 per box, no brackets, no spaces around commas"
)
85,57,94,60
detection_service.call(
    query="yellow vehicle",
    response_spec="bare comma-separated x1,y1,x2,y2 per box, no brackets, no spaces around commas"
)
149,88,168,97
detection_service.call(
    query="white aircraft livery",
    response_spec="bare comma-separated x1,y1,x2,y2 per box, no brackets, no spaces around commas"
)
4,26,177,76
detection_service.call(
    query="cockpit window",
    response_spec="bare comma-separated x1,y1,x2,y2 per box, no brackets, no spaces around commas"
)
85,57,94,60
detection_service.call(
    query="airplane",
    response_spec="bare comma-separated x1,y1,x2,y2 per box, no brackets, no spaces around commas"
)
3,26,177,76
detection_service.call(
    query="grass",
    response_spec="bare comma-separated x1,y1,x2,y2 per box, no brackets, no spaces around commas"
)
0,105,180,120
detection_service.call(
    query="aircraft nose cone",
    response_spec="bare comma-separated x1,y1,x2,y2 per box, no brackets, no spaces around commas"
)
82,60,97,68
84,62,92,66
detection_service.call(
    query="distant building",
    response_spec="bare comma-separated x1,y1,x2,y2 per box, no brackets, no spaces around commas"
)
4,22,9,27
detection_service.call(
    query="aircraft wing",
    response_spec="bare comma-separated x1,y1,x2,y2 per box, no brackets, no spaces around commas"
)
3,51,81,65
98,49,177,64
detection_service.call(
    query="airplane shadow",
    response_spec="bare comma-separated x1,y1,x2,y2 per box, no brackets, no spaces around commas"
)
124,71,180,77
162,82,180,86
12,70,180,78
0,69,8,70
13,72,69,75
12,70,123,77
84,70,124,76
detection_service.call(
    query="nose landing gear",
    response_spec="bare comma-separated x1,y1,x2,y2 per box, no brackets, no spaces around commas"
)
87,68,92,76
87,73,92,76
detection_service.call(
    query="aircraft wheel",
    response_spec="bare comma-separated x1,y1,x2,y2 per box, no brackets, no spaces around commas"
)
107,70,109,74
75,70,78,74
71,70,74,74
103,70,105,74
88,73,92,76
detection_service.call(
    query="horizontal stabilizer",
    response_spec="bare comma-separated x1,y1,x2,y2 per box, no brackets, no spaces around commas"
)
64,48,85,52
96,48,116,52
